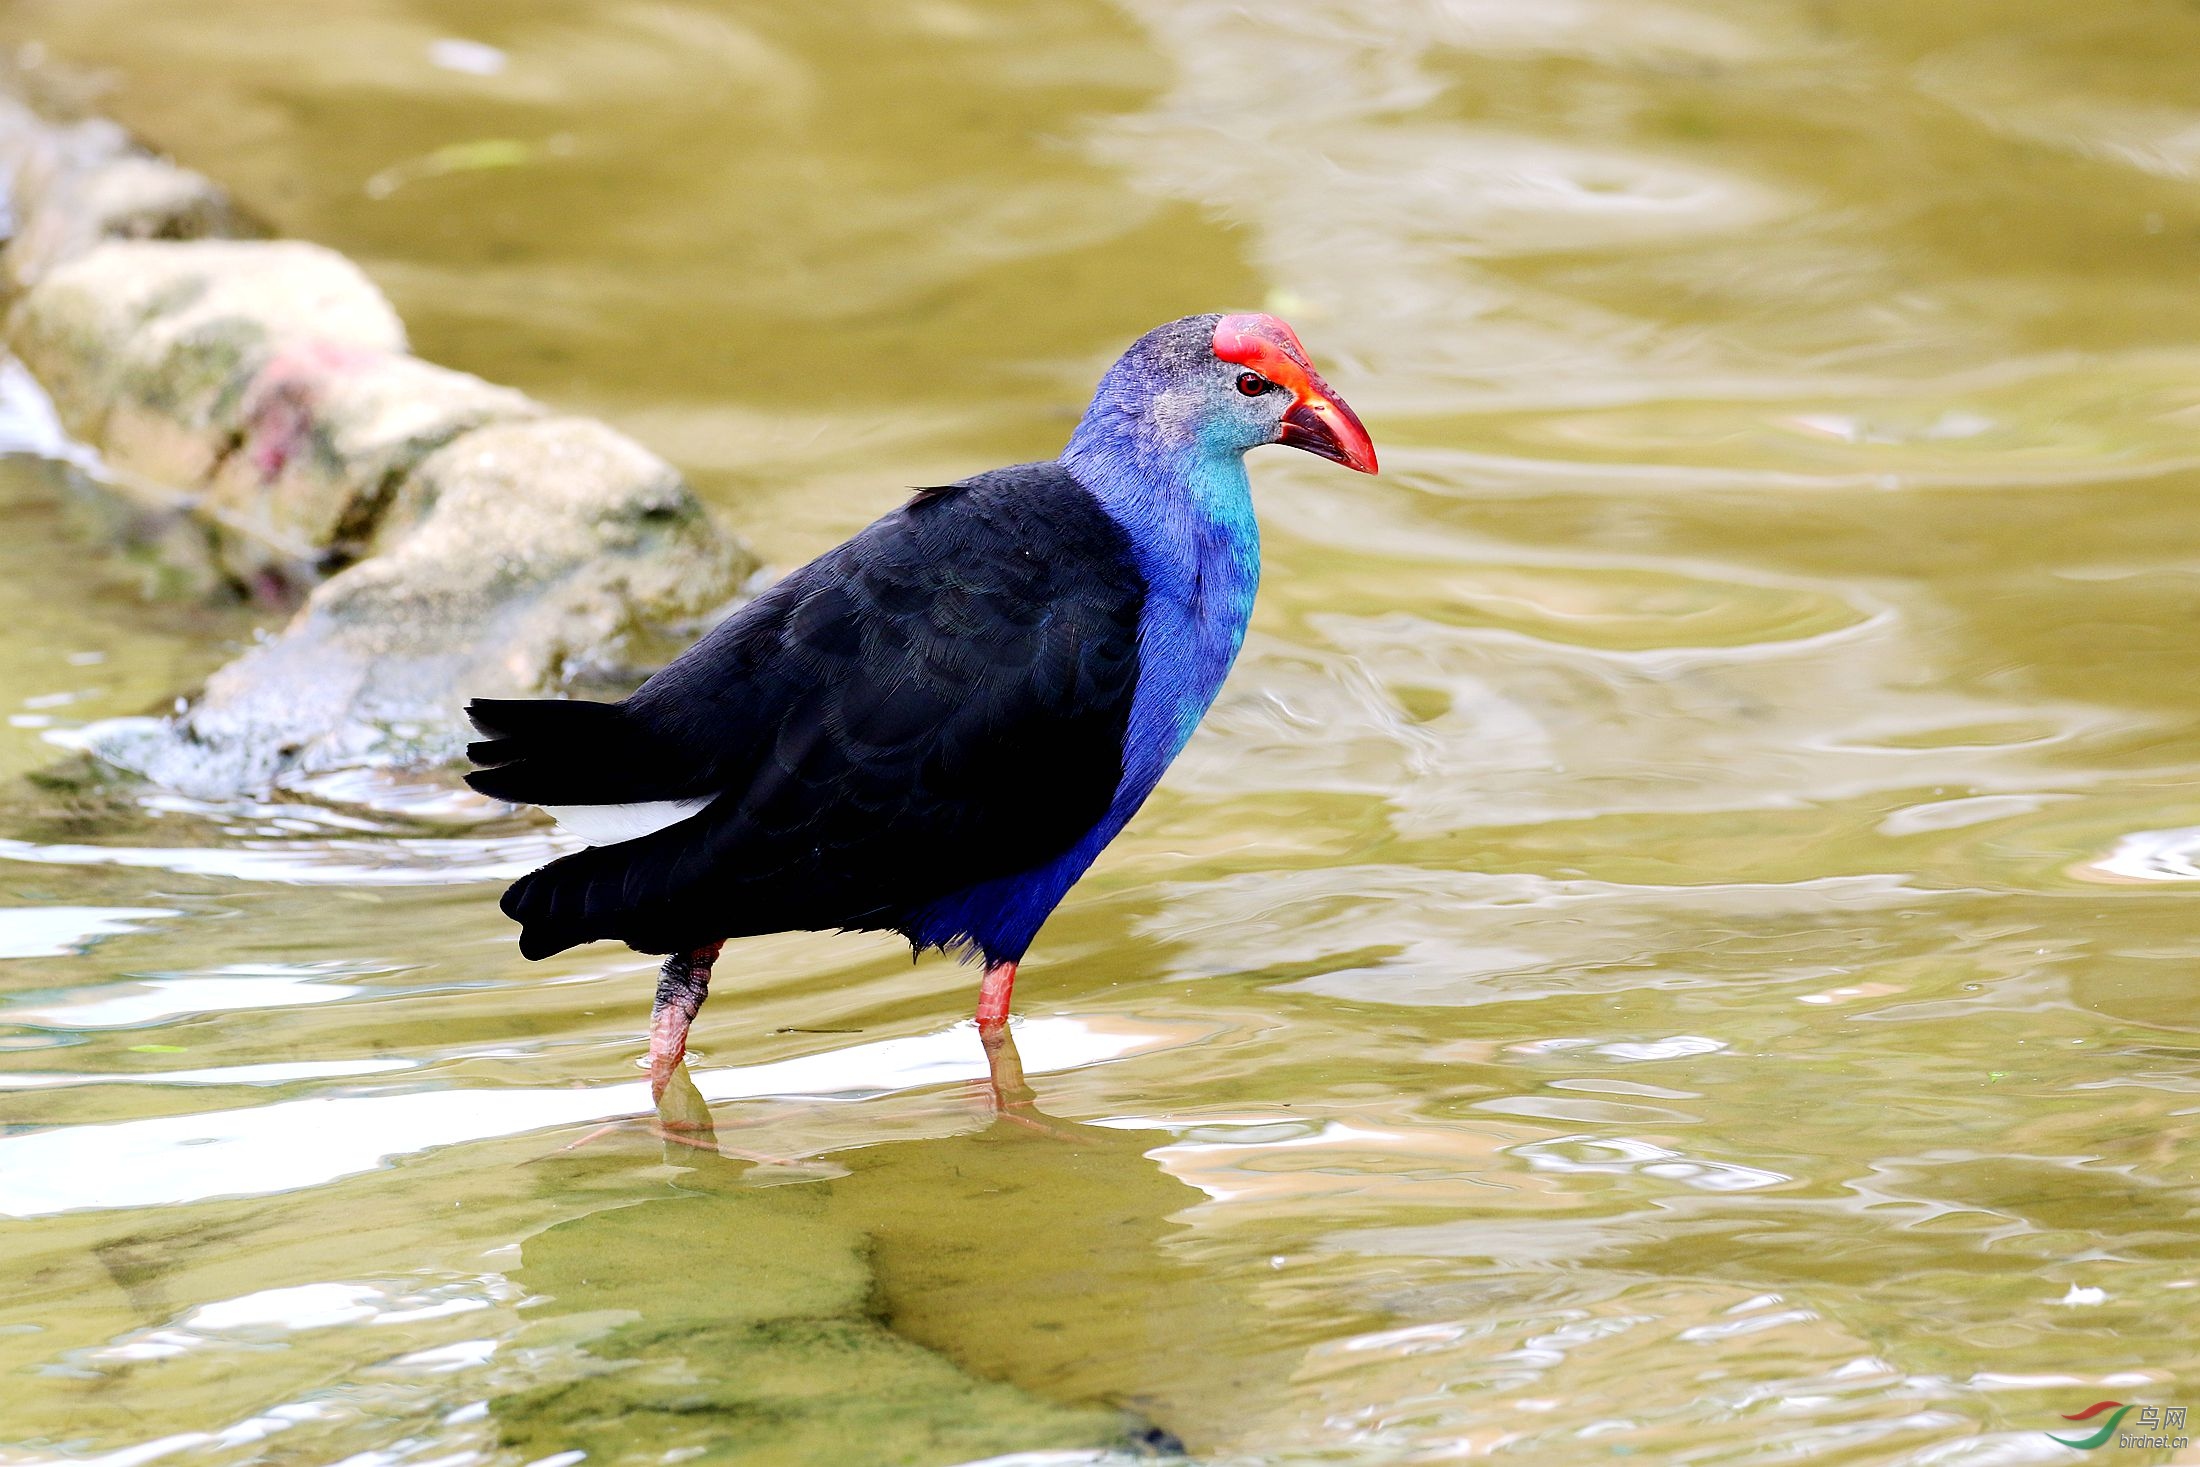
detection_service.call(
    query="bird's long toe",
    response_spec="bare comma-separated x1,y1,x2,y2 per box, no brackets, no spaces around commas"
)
647,1005,695,1101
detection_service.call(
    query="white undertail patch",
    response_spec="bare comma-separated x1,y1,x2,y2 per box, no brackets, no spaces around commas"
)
541,798,713,845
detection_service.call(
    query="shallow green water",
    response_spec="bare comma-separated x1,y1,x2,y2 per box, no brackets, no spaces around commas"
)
4,1,2200,1462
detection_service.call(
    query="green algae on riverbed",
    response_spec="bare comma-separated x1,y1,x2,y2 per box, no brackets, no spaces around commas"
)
491,1179,1142,1466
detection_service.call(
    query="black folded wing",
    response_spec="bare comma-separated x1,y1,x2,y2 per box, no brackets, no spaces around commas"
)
474,462,1147,959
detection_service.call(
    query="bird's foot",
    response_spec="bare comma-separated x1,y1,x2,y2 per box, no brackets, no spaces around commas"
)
551,1056,723,1154
552,1119,794,1165
973,1019,1077,1141
538,945,800,1162
550,1064,795,1164
558,1115,724,1155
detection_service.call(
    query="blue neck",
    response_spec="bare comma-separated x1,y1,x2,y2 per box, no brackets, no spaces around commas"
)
1062,391,1263,779
1064,413,1259,587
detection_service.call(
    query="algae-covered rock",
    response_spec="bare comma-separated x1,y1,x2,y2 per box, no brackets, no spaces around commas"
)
8,239,407,489
202,342,544,583
9,151,242,293
94,416,756,794
0,99,244,292
328,416,750,691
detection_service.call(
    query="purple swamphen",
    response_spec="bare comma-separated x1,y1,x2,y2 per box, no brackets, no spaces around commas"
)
466,313,1377,1097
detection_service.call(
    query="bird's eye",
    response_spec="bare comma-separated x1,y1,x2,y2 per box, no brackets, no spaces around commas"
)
1236,371,1272,396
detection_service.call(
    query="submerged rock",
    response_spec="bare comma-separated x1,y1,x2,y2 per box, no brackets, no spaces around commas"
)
493,1182,1149,1467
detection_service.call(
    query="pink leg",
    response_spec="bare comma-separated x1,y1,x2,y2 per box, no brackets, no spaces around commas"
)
649,942,723,1101
975,959,1017,1029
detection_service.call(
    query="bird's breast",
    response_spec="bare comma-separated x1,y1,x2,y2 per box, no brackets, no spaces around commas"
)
1117,523,1260,801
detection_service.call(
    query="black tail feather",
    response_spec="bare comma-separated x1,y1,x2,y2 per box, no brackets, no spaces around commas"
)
472,696,731,959
464,697,688,806
500,834,717,960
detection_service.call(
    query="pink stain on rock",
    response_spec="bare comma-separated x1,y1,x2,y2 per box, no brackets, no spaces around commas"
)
242,341,374,481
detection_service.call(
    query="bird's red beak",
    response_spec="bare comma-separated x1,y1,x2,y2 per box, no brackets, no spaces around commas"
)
1279,383,1377,473
1213,313,1378,475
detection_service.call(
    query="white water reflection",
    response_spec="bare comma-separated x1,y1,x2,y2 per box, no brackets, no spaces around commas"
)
0,905,174,958
1514,1034,1727,1063
85,1279,507,1364
0,1016,1179,1217
5,961,405,1028
2088,825,2200,881
6,1405,347,1467
1510,1133,1789,1192
0,833,559,886
0,1058,417,1089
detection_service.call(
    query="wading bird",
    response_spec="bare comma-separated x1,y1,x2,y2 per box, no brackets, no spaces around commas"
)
467,313,1376,1099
